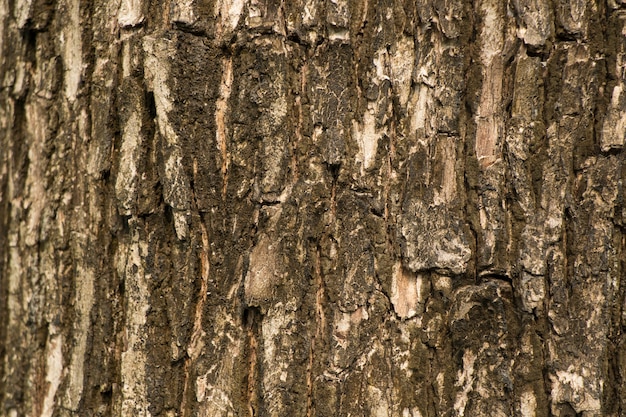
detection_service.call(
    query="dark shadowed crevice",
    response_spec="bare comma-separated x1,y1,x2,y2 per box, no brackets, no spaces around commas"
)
243,305,262,417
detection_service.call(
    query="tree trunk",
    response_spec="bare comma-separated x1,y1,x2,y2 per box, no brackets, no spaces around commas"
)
1,1,626,416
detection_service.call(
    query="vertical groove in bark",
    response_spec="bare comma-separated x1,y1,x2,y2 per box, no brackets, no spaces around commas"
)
1,0,626,416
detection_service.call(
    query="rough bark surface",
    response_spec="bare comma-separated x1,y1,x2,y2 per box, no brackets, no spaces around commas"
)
1,1,626,416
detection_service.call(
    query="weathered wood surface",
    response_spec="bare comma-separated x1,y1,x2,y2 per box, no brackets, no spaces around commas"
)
1,1,625,416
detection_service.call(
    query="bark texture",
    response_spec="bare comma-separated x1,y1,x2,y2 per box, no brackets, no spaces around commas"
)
1,1,626,416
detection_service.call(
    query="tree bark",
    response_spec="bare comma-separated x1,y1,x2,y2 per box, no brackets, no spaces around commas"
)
1,1,626,416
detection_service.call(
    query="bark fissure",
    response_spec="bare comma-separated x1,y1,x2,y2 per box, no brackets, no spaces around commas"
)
243,306,261,417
